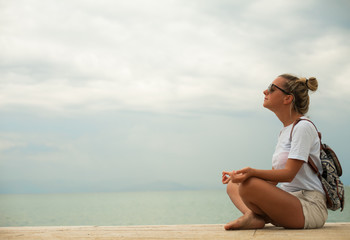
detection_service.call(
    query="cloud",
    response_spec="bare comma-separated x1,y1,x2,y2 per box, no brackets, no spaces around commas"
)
0,0,350,193
0,5,348,120
2,0,349,116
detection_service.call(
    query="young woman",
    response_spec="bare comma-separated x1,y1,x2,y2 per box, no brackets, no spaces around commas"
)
222,74,327,230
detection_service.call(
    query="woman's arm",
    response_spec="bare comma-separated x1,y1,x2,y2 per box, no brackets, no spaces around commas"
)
230,159,304,184
267,167,278,186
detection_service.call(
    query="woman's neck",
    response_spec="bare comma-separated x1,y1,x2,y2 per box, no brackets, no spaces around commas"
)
275,111,303,127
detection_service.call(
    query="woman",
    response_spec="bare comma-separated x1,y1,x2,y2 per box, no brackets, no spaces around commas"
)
222,74,327,230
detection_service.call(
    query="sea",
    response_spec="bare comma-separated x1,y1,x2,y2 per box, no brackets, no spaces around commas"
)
0,187,349,227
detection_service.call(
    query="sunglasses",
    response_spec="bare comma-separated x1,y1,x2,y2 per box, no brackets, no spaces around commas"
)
267,83,291,95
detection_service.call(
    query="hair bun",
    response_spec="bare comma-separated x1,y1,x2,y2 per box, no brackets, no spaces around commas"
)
306,77,318,92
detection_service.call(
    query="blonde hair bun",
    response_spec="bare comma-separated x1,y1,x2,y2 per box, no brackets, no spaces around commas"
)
305,77,318,92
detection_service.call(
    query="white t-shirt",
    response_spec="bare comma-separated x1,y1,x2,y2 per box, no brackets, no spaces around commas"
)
272,117,325,194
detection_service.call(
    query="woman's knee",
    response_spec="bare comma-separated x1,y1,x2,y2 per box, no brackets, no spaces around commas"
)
239,177,263,197
226,181,239,197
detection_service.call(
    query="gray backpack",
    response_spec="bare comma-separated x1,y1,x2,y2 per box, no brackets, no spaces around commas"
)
291,118,344,211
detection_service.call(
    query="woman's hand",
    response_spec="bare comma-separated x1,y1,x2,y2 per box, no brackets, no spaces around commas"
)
222,167,255,183
230,167,254,183
222,171,234,184
222,167,255,184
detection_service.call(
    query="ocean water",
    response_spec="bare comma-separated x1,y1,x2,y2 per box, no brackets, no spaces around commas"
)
0,187,349,227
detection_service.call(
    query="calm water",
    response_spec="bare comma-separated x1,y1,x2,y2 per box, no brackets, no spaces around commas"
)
0,188,349,227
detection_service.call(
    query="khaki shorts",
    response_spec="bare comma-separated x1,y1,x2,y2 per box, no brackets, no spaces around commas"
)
289,190,328,229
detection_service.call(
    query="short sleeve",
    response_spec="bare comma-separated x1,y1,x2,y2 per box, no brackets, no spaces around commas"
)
288,121,316,162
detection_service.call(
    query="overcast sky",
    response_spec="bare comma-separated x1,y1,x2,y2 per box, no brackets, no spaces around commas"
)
1,0,349,194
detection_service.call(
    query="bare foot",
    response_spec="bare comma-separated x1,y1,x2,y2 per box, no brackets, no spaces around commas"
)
224,212,265,230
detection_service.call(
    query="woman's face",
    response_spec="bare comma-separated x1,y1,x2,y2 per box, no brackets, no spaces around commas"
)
263,77,289,111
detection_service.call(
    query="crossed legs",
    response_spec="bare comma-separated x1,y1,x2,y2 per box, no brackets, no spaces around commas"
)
225,177,305,230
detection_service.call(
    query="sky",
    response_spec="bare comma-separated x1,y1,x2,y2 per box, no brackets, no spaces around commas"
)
0,0,349,194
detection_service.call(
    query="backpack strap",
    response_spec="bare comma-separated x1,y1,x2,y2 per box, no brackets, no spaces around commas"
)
307,156,323,180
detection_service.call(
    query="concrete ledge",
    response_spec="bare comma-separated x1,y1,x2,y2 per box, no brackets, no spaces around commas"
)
0,222,349,240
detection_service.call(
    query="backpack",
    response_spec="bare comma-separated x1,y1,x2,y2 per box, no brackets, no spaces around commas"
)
291,118,345,211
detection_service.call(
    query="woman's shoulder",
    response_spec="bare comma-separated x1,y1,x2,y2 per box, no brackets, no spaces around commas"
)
293,118,318,136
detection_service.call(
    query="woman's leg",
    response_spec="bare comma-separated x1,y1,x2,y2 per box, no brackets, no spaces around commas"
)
225,181,265,230
225,177,304,230
226,181,250,214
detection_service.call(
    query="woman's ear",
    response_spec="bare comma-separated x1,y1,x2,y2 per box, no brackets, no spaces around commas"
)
283,94,294,105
